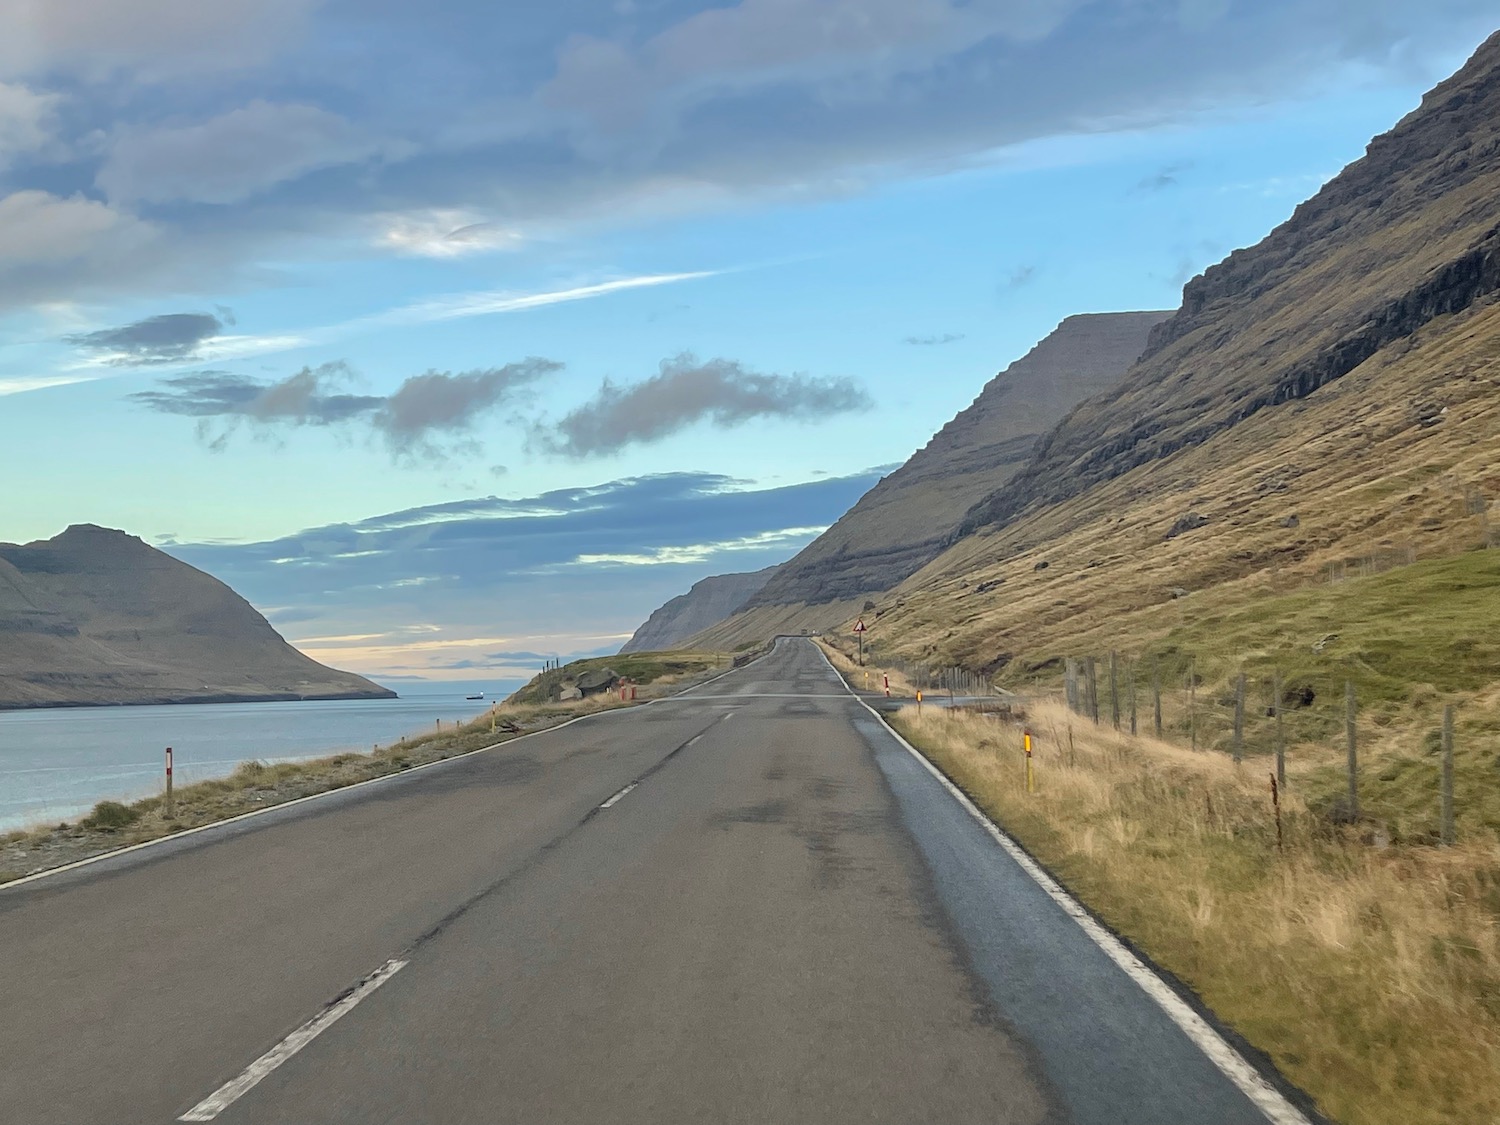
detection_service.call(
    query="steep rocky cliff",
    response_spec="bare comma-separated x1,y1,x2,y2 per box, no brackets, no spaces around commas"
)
687,311,1168,646
0,525,393,708
962,29,1500,537
620,566,779,652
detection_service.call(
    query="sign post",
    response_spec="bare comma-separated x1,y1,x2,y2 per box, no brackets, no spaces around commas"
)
853,618,867,666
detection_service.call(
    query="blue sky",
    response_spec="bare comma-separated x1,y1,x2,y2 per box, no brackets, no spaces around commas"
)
0,2,1494,686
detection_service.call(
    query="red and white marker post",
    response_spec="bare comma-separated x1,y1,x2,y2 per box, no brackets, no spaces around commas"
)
165,746,175,818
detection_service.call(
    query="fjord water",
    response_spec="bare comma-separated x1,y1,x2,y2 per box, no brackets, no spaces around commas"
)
0,693,508,832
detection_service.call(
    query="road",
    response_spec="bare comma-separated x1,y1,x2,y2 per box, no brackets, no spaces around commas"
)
0,638,1307,1125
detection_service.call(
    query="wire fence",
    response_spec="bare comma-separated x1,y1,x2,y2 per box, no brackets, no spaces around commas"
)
1059,649,1470,845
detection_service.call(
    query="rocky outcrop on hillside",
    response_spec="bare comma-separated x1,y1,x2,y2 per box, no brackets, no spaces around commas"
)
962,30,1500,536
0,525,394,709
740,312,1170,611
621,566,779,652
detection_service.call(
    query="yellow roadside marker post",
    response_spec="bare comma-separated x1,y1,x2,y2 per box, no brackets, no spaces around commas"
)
1024,730,1035,793
916,689,922,717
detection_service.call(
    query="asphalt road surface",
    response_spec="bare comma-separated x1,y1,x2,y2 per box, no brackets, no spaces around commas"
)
0,639,1307,1125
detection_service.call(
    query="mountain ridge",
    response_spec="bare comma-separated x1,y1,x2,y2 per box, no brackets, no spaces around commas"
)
620,566,779,652
960,29,1500,538
686,310,1169,647
0,524,393,709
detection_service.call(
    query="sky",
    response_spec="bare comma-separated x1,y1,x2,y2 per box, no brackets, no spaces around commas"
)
0,2,1495,689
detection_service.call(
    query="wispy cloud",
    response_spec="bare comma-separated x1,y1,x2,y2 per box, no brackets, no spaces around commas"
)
1000,265,1038,292
1132,161,1193,193
372,271,722,328
904,332,965,347
572,526,829,567
375,210,524,258
67,311,223,366
49,271,723,385
0,373,103,396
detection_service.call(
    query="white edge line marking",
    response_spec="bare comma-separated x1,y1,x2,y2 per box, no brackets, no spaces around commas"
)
178,958,408,1122
811,642,1313,1125
599,783,637,809
3,647,785,895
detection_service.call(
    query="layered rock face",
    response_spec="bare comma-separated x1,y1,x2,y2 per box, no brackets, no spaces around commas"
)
620,566,779,652
678,311,1169,648
962,30,1500,537
0,525,393,708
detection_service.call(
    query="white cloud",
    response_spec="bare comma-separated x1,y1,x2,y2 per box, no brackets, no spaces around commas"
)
542,0,1085,134
0,189,153,267
368,271,724,328
0,80,58,168
376,210,524,258
0,373,104,396
0,0,320,79
0,1,1490,317
98,101,387,205
573,525,829,566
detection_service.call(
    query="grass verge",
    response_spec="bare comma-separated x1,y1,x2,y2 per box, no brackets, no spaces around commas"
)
506,649,729,705
820,642,1500,1125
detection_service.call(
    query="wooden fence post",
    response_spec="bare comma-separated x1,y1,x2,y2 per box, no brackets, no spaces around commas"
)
1345,681,1359,821
1273,670,1285,789
1232,672,1245,764
1128,661,1138,736
1152,660,1162,738
1086,658,1100,724
1109,650,1121,730
1188,657,1197,750
1441,704,1456,846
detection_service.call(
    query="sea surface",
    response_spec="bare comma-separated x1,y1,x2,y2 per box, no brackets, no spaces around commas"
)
0,692,511,832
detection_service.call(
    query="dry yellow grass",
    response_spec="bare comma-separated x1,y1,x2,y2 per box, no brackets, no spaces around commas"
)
820,641,926,698
887,697,1500,1125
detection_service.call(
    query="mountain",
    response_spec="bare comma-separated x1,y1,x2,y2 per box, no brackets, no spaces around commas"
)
0,525,394,709
620,566,779,652
846,31,1500,677
962,31,1500,539
687,311,1169,647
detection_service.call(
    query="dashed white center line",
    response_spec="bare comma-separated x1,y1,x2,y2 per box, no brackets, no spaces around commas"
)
599,783,637,809
178,958,408,1121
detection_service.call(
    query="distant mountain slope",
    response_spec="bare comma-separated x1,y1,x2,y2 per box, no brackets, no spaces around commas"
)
0,525,393,709
688,311,1168,647
620,566,779,652
961,29,1500,539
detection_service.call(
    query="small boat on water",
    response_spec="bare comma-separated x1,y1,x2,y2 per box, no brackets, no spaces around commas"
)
466,692,485,700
